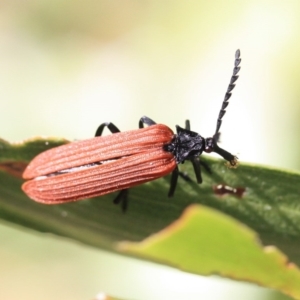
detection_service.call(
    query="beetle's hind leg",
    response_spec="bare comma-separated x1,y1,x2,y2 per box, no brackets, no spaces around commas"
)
94,122,129,211
113,189,128,213
139,116,156,128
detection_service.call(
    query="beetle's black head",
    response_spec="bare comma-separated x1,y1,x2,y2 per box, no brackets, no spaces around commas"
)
163,125,205,164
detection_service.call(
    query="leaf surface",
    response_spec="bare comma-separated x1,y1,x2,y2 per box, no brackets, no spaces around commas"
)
1,137,300,298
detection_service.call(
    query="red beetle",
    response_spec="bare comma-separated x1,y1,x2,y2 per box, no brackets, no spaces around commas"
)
22,50,241,210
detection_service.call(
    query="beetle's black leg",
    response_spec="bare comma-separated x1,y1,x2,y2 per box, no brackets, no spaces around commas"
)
200,160,211,174
94,122,128,210
184,120,210,182
113,189,128,212
185,120,191,130
168,166,179,197
190,157,203,184
178,171,193,182
95,122,121,137
178,159,210,183
139,116,156,128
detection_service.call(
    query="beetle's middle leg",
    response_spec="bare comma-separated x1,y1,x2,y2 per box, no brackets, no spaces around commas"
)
94,122,128,212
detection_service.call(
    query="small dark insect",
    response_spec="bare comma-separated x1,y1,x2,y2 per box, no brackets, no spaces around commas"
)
213,184,246,198
22,50,242,211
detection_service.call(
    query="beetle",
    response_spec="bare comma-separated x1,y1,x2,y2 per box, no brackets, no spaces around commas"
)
22,50,241,211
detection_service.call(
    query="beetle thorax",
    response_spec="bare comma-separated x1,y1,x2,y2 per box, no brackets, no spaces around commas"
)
163,125,205,164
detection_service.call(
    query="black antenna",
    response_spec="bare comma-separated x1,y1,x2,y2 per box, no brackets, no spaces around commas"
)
214,49,241,138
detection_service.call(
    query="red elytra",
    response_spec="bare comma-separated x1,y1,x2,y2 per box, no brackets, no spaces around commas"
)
22,124,176,204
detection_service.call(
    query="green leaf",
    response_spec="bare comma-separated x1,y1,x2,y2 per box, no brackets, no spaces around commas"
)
119,205,300,299
1,136,300,298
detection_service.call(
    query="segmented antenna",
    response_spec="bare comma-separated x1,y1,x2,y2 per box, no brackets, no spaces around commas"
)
214,49,241,138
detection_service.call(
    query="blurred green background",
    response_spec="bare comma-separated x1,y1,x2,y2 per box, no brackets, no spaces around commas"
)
0,1,299,299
